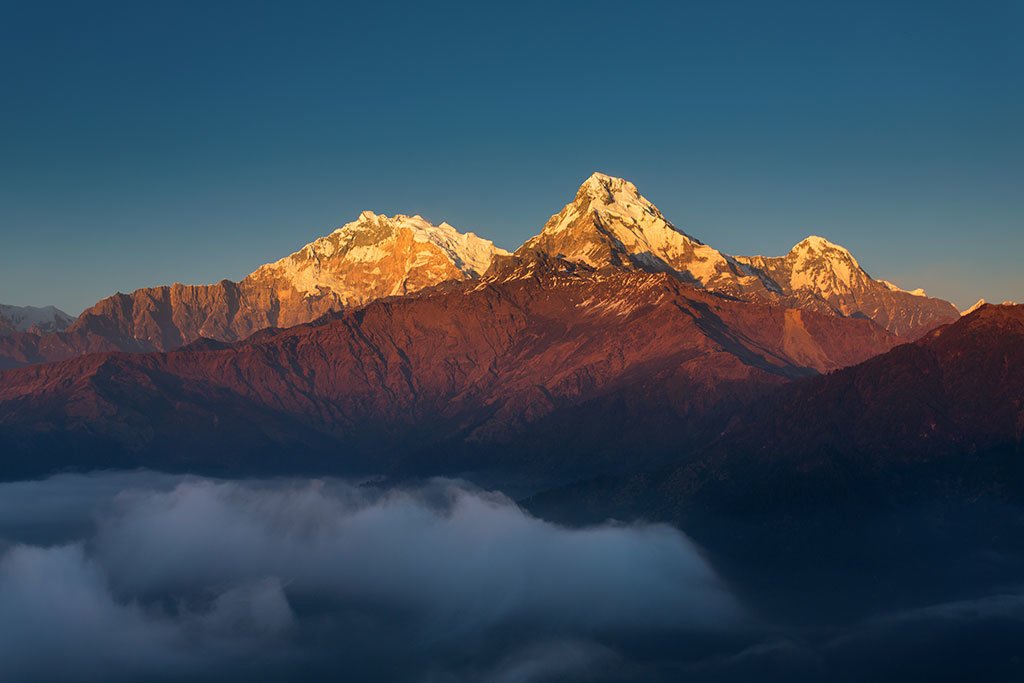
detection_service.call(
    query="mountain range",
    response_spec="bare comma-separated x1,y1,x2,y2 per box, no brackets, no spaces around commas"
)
0,212,507,368
0,263,900,477
0,173,957,370
516,174,957,338
0,172,1010,498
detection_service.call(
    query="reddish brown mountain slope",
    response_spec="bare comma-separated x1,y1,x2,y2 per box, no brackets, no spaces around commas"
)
0,268,896,479
718,302,1024,463
527,304,1024,524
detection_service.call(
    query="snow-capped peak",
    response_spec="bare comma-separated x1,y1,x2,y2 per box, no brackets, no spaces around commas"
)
0,304,76,334
247,211,508,304
326,211,508,276
962,299,986,316
736,237,959,336
790,235,860,264
515,172,757,288
540,172,687,240
577,172,644,204
783,235,869,295
880,280,927,297
961,299,1016,315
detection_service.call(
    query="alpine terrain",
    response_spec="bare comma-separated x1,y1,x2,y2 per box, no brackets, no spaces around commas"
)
0,304,75,336
0,212,507,367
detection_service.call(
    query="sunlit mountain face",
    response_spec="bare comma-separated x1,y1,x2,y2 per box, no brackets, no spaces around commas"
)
0,173,957,373
1,170,1021,681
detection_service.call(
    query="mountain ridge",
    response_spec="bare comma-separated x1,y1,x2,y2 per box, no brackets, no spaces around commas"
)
0,212,507,366
509,173,958,338
0,267,898,481
736,235,959,338
0,172,958,368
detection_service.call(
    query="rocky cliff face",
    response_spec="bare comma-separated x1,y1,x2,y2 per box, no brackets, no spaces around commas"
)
80,211,508,351
67,280,307,352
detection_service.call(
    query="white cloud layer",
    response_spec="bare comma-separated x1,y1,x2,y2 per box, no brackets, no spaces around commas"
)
0,473,741,682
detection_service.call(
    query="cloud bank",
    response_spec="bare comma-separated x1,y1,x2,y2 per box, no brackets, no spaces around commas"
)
0,473,742,682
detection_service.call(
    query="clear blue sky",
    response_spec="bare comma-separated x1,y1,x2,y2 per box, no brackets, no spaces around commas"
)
1,0,1021,313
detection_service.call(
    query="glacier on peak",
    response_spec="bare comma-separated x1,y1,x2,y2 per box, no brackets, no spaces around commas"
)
792,235,854,254
962,299,987,315
334,211,507,275
962,299,1018,315
0,304,76,335
517,172,747,289
880,280,927,297
249,211,509,302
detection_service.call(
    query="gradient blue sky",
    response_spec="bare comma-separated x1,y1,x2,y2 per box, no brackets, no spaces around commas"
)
1,0,1021,313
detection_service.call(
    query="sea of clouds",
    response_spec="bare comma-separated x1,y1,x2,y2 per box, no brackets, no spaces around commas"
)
4,471,1023,682
0,472,744,682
